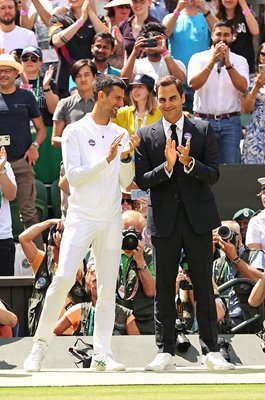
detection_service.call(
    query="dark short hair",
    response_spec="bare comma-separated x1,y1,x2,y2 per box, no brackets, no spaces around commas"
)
143,21,166,36
212,20,234,35
92,32,115,49
92,75,126,101
70,59,97,82
156,75,184,96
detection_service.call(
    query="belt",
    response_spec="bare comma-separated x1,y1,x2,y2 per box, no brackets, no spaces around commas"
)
195,112,241,120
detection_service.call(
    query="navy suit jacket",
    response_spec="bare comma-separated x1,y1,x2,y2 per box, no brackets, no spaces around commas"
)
135,116,221,237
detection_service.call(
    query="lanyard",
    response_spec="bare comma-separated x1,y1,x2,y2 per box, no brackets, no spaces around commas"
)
88,306,94,336
30,75,40,101
135,110,148,133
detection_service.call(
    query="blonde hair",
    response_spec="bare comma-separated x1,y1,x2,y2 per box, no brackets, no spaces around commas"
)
122,210,146,231
130,86,157,115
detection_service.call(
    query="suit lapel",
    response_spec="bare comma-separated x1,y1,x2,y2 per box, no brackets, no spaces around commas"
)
151,119,166,149
181,117,196,146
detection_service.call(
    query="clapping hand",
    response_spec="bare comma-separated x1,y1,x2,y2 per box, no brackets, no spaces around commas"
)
43,65,54,89
177,138,191,166
121,134,140,160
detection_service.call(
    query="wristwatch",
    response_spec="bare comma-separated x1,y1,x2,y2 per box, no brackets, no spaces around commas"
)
138,263,148,272
232,256,241,264
121,154,132,163
43,87,51,92
31,141,39,149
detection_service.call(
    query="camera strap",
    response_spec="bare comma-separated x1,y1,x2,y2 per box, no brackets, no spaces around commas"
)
116,259,139,301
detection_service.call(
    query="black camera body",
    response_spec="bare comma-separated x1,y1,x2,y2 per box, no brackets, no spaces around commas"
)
122,226,142,251
179,279,193,290
48,224,63,246
218,226,237,246
144,38,157,48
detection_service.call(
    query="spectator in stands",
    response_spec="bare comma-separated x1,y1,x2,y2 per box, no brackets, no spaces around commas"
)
120,21,186,83
68,31,121,92
112,74,161,136
149,0,177,21
19,219,89,335
19,0,68,70
232,207,255,245
216,0,259,76
0,299,18,337
245,177,265,251
121,188,135,212
0,53,46,249
119,0,159,58
213,220,265,332
20,46,60,184
163,0,217,113
52,59,97,218
90,31,121,76
188,20,249,164
54,262,140,335
117,210,155,334
241,43,265,165
104,0,132,70
0,0,37,53
0,146,17,276
48,0,107,98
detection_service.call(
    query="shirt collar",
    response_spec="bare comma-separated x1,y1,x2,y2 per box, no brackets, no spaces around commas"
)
162,115,184,137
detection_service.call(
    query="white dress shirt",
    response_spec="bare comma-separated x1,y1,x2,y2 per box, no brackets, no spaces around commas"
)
188,48,249,114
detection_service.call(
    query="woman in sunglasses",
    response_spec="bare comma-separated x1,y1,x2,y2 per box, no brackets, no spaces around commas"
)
241,43,265,164
216,0,259,75
20,46,60,182
104,0,132,70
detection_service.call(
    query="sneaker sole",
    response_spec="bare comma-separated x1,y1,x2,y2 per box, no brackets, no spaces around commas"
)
145,364,176,371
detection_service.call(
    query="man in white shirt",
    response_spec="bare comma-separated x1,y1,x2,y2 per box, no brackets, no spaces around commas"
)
0,146,17,276
120,21,186,84
0,0,37,53
188,20,249,164
23,74,139,373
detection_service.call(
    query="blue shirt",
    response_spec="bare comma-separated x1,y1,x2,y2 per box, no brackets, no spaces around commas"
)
163,12,210,70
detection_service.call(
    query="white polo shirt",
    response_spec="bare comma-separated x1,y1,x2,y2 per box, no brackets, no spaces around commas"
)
188,48,249,115
62,113,134,222
0,162,16,240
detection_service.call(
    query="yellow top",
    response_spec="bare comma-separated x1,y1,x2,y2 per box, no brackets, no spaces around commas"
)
112,105,162,136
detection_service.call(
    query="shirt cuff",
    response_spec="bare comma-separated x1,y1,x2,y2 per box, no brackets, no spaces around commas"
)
184,158,195,174
164,162,173,178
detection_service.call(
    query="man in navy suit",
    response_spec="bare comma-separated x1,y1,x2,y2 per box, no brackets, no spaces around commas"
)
135,75,235,371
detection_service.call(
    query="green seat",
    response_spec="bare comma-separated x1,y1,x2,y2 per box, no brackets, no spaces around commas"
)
32,126,62,184
35,179,48,205
10,180,49,240
50,179,61,218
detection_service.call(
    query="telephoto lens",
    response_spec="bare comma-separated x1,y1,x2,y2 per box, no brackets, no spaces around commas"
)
175,319,191,353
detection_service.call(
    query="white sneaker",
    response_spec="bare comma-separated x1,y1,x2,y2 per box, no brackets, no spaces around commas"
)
90,353,126,372
145,353,176,371
202,351,235,370
24,341,47,372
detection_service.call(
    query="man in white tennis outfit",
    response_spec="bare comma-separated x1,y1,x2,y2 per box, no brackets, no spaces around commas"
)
24,75,139,372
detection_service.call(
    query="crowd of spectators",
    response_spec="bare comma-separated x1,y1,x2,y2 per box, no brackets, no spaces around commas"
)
0,0,264,362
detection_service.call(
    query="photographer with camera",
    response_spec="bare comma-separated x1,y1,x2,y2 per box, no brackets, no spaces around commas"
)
117,210,155,334
213,220,265,332
120,21,186,83
19,219,89,335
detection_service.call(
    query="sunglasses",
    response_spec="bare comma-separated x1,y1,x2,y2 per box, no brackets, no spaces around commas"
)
117,4,131,9
260,51,265,56
121,198,134,205
21,55,39,63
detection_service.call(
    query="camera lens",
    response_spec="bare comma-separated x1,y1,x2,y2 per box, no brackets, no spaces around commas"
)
122,227,139,251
